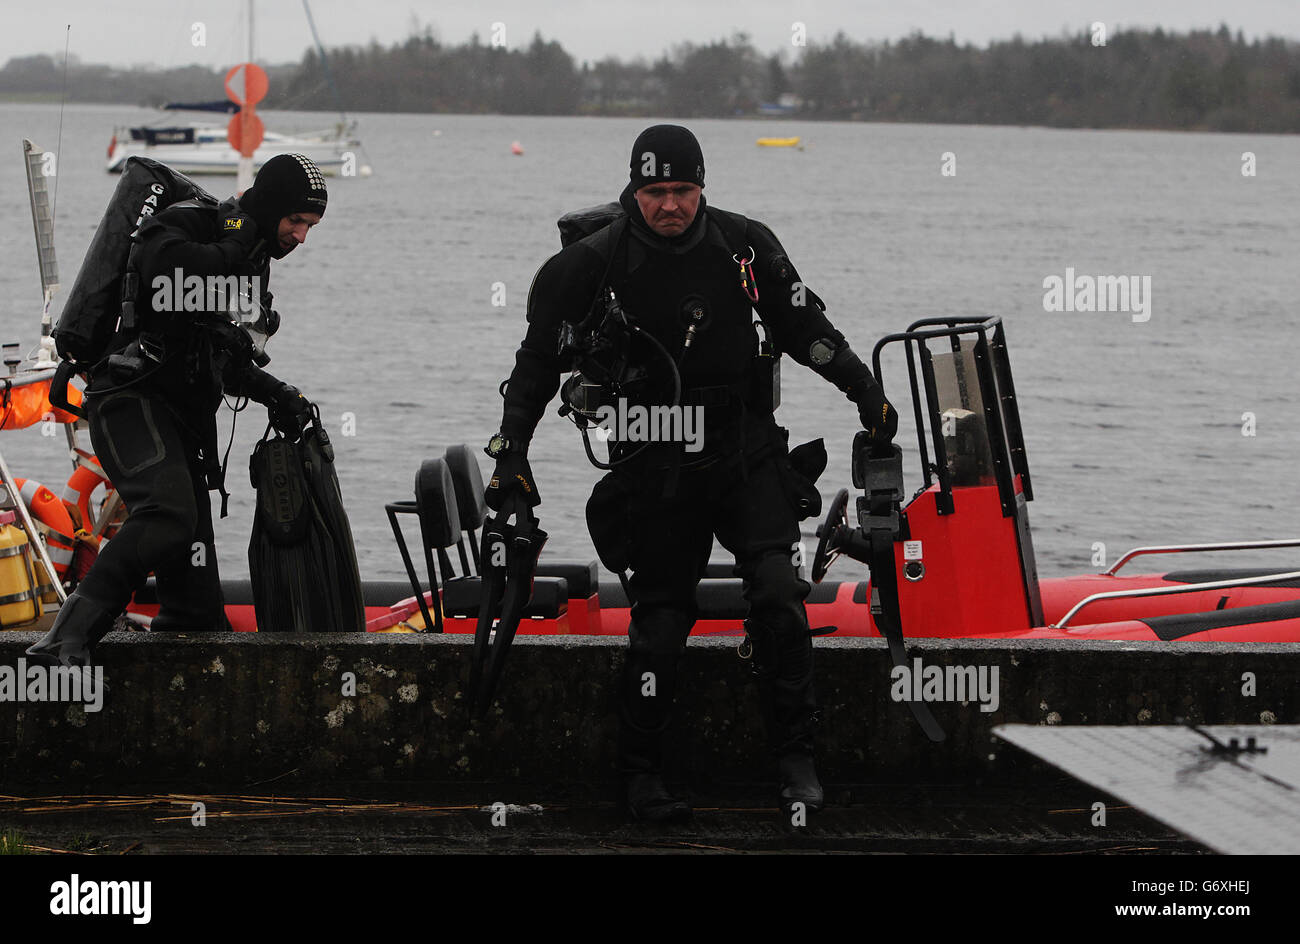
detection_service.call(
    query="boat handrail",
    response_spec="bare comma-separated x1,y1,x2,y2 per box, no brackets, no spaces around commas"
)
1055,569,1300,629
1105,539,1300,575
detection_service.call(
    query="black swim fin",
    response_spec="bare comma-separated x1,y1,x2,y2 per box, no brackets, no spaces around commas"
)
468,498,547,718
469,514,510,708
248,407,365,632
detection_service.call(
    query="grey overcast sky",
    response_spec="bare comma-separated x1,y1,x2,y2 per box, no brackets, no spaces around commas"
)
5,0,1299,70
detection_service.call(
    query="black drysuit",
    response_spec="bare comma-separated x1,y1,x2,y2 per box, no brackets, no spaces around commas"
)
78,202,289,631
499,197,874,773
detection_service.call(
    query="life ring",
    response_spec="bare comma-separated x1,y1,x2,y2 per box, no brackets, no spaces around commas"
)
61,454,117,536
12,477,78,579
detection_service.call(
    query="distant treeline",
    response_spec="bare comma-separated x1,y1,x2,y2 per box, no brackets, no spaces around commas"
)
5,24,1300,132
0,54,298,106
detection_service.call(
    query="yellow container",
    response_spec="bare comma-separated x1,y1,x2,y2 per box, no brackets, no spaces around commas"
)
0,511,40,628
29,556,60,607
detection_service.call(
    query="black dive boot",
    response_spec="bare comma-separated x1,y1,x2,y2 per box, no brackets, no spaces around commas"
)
747,618,824,815
624,768,692,824
618,651,691,823
777,752,824,814
25,593,118,668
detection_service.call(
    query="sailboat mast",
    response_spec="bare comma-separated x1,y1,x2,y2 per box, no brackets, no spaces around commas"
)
236,0,255,191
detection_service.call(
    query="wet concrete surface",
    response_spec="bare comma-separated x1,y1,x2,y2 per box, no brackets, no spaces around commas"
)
0,780,1204,854
0,633,1281,852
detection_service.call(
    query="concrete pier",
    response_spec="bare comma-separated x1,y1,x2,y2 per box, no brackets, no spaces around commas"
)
1,633,1292,788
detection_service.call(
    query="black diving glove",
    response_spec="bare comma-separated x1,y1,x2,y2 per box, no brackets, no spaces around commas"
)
269,384,313,439
257,307,280,337
485,449,541,511
853,383,898,444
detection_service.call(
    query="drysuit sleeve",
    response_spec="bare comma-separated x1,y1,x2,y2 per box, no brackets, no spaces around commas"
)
746,218,883,401
225,362,288,406
497,246,607,445
133,204,263,288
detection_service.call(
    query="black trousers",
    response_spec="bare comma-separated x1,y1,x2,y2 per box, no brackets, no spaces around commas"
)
78,388,225,631
607,447,818,772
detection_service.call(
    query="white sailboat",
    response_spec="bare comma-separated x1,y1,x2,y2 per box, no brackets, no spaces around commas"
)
105,120,362,176
104,0,367,179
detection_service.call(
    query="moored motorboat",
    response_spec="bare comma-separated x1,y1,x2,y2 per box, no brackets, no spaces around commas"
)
343,316,1300,647
9,313,1299,646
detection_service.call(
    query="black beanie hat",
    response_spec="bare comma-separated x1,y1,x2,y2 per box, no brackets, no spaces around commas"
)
239,153,327,250
628,125,705,190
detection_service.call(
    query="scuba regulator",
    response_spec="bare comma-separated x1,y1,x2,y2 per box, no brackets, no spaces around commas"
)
556,287,683,469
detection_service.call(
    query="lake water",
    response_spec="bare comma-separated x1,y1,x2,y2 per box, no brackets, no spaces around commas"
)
2,104,1300,586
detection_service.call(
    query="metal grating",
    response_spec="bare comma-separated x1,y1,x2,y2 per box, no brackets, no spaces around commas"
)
994,724,1300,855
23,138,59,294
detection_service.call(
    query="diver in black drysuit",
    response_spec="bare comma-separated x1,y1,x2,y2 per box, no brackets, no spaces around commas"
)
27,154,327,666
486,126,898,820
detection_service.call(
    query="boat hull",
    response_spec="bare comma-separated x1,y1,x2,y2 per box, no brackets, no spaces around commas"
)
98,567,1300,643
106,125,359,175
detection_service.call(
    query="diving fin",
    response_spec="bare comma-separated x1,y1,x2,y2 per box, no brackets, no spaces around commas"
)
468,499,547,718
248,407,365,632
469,514,511,709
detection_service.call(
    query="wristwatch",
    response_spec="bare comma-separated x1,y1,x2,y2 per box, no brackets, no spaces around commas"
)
485,432,513,459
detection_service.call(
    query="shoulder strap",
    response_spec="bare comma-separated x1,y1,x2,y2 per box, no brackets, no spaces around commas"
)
165,198,212,211
577,215,629,329
705,207,752,256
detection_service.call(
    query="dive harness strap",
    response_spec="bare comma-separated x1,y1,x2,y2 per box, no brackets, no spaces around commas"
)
469,497,548,720
49,360,84,420
862,444,946,743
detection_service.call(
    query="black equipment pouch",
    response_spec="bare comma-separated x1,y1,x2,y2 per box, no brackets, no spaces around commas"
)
775,430,827,520
751,320,781,413
104,333,165,384
586,471,635,573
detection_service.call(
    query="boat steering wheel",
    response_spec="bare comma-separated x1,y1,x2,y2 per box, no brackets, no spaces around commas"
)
811,487,851,583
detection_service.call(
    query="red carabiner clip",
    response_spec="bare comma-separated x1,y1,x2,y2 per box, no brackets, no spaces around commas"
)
734,247,759,303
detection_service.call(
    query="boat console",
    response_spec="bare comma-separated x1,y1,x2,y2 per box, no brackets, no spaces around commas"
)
815,316,1045,637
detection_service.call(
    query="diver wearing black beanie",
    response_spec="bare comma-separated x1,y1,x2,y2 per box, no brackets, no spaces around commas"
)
489,122,901,824
627,124,705,189
618,124,709,252
239,153,328,258
26,153,326,668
